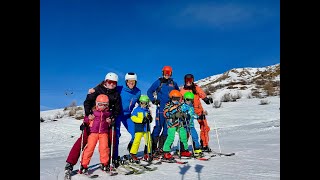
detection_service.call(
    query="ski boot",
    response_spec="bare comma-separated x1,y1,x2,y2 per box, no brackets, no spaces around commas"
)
201,146,212,152
143,153,152,162
100,163,109,172
78,165,88,174
64,162,73,180
194,149,204,157
112,156,120,168
129,153,140,164
163,152,174,160
180,151,192,157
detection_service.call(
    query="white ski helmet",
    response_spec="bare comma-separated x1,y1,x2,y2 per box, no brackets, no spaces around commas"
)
105,72,118,82
125,72,137,81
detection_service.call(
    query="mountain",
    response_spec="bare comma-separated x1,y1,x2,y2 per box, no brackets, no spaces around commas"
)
195,63,280,101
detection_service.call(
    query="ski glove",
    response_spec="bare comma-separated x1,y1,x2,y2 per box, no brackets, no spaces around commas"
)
146,113,153,123
152,99,160,106
142,117,150,124
171,112,180,119
80,123,88,131
203,97,213,105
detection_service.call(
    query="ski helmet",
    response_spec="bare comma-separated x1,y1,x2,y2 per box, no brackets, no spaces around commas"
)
125,72,137,81
184,92,194,100
95,94,109,110
184,74,194,84
162,66,173,76
96,94,109,103
105,72,118,82
169,90,182,98
139,95,150,103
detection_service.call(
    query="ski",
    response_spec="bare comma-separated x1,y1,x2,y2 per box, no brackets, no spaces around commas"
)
116,166,135,175
160,158,188,164
129,162,158,171
210,151,235,156
203,150,235,156
123,164,145,174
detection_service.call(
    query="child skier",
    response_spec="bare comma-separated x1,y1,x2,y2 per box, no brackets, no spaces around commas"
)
129,95,153,162
179,92,203,157
79,94,113,174
162,90,192,160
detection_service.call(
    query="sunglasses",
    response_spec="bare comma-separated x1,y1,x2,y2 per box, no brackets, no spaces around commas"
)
171,97,180,101
97,102,109,107
106,80,117,85
185,77,193,83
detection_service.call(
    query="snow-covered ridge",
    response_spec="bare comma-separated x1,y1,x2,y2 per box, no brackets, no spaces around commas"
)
194,63,280,101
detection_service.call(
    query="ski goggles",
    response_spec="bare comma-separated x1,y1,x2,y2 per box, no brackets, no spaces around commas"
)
140,101,148,105
163,70,172,76
185,98,194,102
171,97,180,101
97,102,109,107
126,80,136,84
185,77,194,84
106,80,117,85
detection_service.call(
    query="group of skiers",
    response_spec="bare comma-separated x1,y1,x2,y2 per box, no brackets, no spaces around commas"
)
64,65,214,176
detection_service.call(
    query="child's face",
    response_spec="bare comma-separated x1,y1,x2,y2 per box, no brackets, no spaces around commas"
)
140,101,148,108
184,98,193,105
171,96,180,105
96,102,109,111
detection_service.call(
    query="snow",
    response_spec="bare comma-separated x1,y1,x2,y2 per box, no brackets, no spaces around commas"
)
40,96,280,180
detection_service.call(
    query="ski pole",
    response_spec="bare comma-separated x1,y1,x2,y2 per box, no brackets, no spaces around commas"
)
110,123,114,170
146,112,152,161
212,117,222,154
185,116,195,158
78,123,85,172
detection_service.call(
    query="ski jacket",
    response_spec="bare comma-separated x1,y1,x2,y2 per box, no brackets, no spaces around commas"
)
163,101,183,128
83,107,112,133
147,77,179,107
180,84,207,115
116,85,141,116
131,106,150,132
180,103,199,127
83,81,122,118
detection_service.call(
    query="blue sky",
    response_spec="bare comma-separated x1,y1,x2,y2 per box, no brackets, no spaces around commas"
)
40,0,280,111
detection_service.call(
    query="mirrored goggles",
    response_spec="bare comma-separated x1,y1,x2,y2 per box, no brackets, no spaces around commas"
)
106,80,117,85
97,102,109,107
163,70,172,76
185,77,194,84
126,80,136,84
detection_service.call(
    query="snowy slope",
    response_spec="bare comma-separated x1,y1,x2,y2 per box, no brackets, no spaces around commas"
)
40,96,280,180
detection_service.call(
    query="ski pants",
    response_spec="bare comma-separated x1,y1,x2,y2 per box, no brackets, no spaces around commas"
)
197,117,210,147
66,126,90,165
114,114,135,158
163,126,188,152
180,126,201,150
130,131,151,154
151,104,168,138
81,133,109,167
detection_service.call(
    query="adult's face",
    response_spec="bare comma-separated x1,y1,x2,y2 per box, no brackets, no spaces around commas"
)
126,80,136,89
104,79,117,89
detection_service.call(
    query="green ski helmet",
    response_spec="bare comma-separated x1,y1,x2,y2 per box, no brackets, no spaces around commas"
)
184,92,195,100
139,95,150,103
